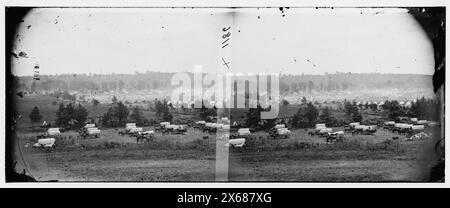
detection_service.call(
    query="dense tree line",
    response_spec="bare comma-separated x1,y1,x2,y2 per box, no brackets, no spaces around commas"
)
290,102,319,128
381,100,405,120
52,91,76,101
55,103,88,129
344,101,362,122
382,97,441,121
101,102,129,127
14,73,432,95
29,106,42,123
408,97,441,121
154,99,173,122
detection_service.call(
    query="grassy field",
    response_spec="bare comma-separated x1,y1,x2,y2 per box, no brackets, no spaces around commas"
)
11,95,440,182
12,126,439,182
13,95,197,129
14,95,112,129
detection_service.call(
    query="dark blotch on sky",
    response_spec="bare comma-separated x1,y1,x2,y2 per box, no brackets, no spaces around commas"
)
18,51,28,58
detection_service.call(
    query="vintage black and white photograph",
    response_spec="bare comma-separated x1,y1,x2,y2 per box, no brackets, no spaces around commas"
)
5,6,445,182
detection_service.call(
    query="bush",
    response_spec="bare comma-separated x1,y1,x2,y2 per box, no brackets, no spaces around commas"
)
184,139,213,151
365,139,401,153
289,142,317,150
324,139,364,151
102,141,123,149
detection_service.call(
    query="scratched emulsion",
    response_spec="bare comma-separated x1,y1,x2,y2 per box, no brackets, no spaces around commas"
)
9,7,442,182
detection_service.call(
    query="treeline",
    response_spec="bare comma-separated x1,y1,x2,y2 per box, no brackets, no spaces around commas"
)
14,72,173,93
279,73,432,93
100,99,174,128
290,101,362,128
382,97,440,121
14,73,432,94
55,103,89,129
242,97,440,129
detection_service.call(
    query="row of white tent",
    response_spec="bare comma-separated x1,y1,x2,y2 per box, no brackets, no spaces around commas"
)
160,122,186,130
37,128,60,148
33,138,56,148
273,124,291,135
314,124,333,134
126,123,154,135
348,122,377,131
396,123,425,130
195,121,231,130
84,124,101,135
47,128,61,136
386,118,431,125
384,121,425,130
315,124,344,135
126,123,144,133
409,118,429,125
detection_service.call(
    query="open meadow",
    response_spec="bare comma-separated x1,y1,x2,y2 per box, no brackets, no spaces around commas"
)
14,121,439,182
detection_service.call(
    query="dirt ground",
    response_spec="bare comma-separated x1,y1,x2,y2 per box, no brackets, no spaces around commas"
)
12,126,440,182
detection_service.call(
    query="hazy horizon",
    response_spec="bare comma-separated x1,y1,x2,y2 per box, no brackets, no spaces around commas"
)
13,71,435,77
11,8,435,76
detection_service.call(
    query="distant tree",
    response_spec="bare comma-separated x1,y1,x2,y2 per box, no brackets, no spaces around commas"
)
245,105,263,128
344,100,358,118
263,119,276,129
369,103,378,111
55,103,66,127
129,106,144,125
154,99,164,117
199,102,217,122
301,96,307,104
54,102,87,128
73,104,88,128
304,102,319,125
64,103,76,126
154,99,173,122
92,99,100,106
307,80,314,92
29,106,42,123
408,97,440,121
115,102,129,125
291,102,318,128
162,111,173,122
102,108,118,127
101,101,129,127
111,96,118,104
382,100,405,120
352,110,363,122
319,107,335,126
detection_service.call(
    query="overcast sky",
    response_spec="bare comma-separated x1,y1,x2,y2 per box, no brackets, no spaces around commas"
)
11,8,435,76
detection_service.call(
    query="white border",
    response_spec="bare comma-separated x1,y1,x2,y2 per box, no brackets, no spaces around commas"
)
0,0,447,188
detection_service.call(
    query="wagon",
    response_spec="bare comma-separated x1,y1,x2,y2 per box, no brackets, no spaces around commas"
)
79,125,101,138
225,138,246,148
269,127,291,139
309,126,326,136
318,128,333,137
136,131,154,143
326,131,345,143
33,138,56,151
